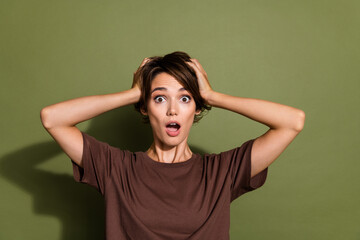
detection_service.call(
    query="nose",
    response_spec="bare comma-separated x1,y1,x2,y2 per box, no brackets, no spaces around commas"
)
166,99,178,116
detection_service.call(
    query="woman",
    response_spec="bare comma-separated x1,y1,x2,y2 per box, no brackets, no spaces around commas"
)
40,51,305,239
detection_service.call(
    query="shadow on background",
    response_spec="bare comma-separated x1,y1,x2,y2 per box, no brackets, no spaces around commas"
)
0,105,207,240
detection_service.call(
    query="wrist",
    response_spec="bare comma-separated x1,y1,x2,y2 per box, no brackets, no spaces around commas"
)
126,87,141,104
203,90,216,106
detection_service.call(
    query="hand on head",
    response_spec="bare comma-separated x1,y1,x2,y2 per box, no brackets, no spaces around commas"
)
131,55,214,107
187,59,214,104
132,58,150,90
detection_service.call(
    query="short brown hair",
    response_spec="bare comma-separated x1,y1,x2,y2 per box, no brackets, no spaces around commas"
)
134,51,211,123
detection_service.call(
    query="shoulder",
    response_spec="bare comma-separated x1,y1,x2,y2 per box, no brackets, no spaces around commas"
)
201,139,255,160
81,132,136,161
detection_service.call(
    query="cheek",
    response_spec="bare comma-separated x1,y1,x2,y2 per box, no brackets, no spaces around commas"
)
147,105,165,129
181,105,197,123
148,104,165,117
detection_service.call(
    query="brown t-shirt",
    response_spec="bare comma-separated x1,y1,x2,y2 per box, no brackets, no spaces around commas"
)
72,132,268,240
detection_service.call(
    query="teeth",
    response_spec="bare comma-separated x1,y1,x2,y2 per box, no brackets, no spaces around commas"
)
167,122,180,128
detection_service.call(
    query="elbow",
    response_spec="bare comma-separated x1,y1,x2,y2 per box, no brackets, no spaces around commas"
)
293,110,305,132
40,107,53,129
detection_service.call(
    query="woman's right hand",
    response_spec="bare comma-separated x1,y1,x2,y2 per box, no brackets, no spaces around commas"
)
132,58,150,91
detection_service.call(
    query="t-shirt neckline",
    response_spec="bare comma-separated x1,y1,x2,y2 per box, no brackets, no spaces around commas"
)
141,151,198,168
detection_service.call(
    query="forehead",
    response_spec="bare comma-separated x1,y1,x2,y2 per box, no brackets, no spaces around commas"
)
151,72,184,90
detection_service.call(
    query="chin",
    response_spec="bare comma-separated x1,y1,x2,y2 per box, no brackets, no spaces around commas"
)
160,135,187,147
163,139,183,147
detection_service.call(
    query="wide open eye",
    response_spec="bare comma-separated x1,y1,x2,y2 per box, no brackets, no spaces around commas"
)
180,95,191,103
154,96,166,103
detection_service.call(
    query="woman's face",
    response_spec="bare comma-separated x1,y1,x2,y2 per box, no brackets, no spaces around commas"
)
143,72,200,148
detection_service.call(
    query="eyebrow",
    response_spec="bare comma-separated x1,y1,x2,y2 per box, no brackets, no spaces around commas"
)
151,87,187,94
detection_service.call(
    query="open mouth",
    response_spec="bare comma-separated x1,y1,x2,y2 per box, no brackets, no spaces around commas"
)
166,122,181,132
165,121,181,136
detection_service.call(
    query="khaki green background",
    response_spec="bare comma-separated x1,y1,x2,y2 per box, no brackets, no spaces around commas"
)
1,0,359,239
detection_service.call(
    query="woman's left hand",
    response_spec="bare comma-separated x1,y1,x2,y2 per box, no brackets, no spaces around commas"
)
187,59,214,104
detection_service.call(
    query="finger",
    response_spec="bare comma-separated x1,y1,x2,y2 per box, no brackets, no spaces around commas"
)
139,57,150,67
189,59,201,71
186,60,198,69
141,57,150,65
135,58,150,72
186,61,201,75
191,59,206,73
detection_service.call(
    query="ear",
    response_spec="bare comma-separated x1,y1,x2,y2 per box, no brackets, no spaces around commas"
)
140,107,148,116
195,109,201,115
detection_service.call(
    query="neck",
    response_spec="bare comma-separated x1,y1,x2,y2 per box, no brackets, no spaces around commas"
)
146,141,193,163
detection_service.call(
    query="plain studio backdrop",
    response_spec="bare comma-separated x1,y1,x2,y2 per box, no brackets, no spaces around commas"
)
1,0,359,239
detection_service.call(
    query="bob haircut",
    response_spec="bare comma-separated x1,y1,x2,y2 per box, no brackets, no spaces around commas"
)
134,51,211,123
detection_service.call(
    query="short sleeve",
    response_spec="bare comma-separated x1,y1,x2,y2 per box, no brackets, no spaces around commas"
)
225,139,268,202
71,132,113,195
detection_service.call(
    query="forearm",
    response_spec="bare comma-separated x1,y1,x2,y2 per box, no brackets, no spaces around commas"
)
41,88,140,129
207,91,305,131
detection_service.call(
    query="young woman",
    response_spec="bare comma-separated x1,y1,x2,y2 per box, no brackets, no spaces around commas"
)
40,51,305,239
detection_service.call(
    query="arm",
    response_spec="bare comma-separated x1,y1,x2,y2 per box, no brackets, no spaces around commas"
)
40,58,149,167
187,59,305,177
207,92,305,178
